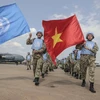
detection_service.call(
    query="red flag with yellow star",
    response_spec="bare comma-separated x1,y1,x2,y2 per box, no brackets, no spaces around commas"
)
42,15,85,64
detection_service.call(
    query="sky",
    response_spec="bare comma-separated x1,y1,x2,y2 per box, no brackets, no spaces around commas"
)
0,0,100,63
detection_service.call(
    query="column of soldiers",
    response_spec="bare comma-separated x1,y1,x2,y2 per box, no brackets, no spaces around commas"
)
26,31,99,93
26,31,55,86
61,33,99,93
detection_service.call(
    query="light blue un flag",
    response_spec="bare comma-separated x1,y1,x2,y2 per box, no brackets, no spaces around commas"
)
0,3,30,44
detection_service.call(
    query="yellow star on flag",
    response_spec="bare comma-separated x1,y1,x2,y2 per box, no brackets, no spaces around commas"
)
52,27,63,48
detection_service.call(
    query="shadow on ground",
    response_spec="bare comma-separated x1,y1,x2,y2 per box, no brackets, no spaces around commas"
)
0,76,33,80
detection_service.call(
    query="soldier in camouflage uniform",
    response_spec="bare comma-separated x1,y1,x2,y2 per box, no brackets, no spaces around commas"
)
56,59,60,69
69,50,77,76
48,54,54,72
26,31,46,86
63,58,66,71
41,52,50,78
61,59,65,70
26,52,31,70
64,57,70,72
58,61,63,68
80,33,99,93
74,49,81,79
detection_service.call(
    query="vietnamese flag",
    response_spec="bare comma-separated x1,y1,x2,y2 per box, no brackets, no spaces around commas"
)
42,15,85,64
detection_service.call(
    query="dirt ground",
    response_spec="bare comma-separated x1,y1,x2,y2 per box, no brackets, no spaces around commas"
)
0,64,100,100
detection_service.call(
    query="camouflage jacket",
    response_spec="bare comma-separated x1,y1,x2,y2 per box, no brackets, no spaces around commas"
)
69,53,77,64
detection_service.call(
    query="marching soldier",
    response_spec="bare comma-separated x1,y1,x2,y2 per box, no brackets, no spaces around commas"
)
42,52,51,78
64,57,70,72
74,49,81,79
48,54,54,72
69,50,77,76
63,58,66,71
26,31,46,86
80,33,99,93
26,52,31,70
61,59,65,70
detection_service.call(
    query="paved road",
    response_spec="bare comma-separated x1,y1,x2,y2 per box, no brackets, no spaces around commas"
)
0,64,100,100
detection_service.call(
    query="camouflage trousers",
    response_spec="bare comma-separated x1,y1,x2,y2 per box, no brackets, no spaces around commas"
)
49,62,54,70
64,64,67,69
80,55,96,83
27,61,31,69
32,56,43,78
74,60,80,74
62,64,64,69
70,63,75,75
64,63,70,71
42,61,49,74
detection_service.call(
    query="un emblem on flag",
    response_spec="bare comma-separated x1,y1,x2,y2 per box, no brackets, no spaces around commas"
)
0,17,10,36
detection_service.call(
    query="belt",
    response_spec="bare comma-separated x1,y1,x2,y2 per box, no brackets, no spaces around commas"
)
32,50,42,54
81,54,89,56
81,54,94,56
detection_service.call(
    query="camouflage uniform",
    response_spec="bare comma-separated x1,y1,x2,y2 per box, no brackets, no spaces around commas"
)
42,62,49,74
74,60,80,72
63,58,66,70
80,33,99,93
26,54,31,70
26,38,46,78
58,61,63,68
47,54,54,71
74,59,80,78
64,57,70,72
42,53,50,77
80,42,98,82
74,49,81,79
61,59,64,69
69,52,76,76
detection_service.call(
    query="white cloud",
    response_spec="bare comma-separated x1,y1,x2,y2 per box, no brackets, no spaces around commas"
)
21,28,37,38
94,0,100,9
70,10,84,22
13,42,23,48
0,41,24,48
49,14,68,19
30,28,37,33
50,11,83,22
0,41,24,53
81,13,100,38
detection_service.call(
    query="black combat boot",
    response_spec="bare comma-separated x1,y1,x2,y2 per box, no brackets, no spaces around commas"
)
76,74,79,79
42,73,44,78
89,82,96,93
35,78,39,86
33,78,36,82
64,68,67,72
74,72,77,77
49,69,51,72
45,70,48,74
51,69,54,71
79,75,81,80
72,72,74,76
81,79,86,87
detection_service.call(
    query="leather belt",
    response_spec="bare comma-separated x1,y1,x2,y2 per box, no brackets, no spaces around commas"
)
81,54,94,56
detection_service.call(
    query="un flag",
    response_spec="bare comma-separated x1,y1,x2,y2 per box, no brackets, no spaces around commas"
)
0,3,30,44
